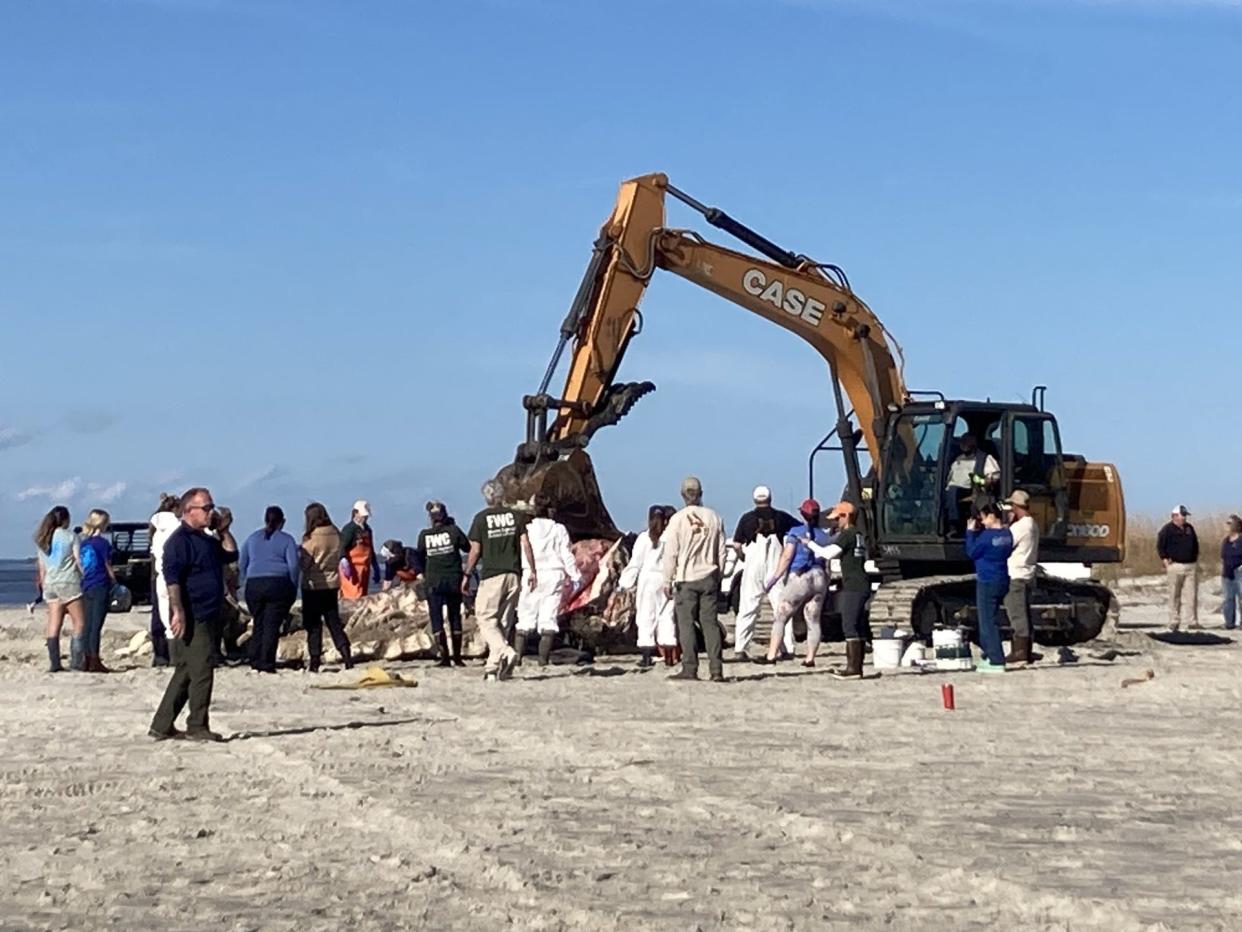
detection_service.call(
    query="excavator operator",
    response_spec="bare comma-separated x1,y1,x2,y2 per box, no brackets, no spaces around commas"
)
943,434,1001,534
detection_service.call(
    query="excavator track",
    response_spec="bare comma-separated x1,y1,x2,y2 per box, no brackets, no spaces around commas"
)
865,573,1115,647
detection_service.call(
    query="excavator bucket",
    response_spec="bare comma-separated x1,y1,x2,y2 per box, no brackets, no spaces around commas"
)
494,449,622,543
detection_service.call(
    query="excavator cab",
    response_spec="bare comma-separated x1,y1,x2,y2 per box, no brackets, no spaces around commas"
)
874,392,1121,569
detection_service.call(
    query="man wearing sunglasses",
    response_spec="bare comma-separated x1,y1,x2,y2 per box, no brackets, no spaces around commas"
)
149,487,238,742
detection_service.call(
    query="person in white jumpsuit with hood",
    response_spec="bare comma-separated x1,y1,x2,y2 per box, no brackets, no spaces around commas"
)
517,494,584,666
731,486,799,660
149,494,182,667
618,505,678,668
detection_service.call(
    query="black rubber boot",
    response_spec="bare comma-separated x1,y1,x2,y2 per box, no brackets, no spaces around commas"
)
436,630,452,667
308,656,321,674
831,639,865,679
537,633,555,667
510,629,524,667
1005,635,1032,665
450,632,465,667
340,644,354,670
46,637,62,673
637,648,654,669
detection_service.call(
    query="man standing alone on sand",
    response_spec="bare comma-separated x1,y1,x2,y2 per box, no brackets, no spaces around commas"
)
1157,505,1200,632
662,476,727,683
149,487,238,742
1003,490,1039,664
463,480,536,681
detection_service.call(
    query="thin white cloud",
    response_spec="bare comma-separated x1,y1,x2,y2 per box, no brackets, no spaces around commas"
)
91,481,129,504
17,477,84,503
0,426,36,452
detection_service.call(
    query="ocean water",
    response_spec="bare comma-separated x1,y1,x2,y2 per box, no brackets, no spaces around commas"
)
0,559,38,606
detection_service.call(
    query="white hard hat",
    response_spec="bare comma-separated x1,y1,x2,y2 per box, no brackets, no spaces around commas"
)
352,499,372,517
752,485,772,503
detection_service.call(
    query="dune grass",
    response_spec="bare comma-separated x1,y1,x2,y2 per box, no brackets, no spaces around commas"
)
1095,511,1236,583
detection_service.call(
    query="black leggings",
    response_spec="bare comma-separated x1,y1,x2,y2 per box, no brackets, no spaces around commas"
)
839,589,869,641
245,576,296,672
427,581,463,635
302,587,351,661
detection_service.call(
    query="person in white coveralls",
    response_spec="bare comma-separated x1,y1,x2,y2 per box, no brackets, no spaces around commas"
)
618,505,679,668
517,494,584,666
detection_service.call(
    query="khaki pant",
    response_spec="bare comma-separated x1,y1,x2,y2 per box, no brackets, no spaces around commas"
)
1004,577,1032,638
1166,562,1199,629
475,574,519,673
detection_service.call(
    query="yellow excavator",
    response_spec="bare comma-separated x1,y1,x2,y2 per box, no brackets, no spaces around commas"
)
496,173,1126,644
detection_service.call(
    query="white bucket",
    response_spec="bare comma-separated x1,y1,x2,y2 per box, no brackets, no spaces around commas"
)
932,628,963,651
872,637,905,670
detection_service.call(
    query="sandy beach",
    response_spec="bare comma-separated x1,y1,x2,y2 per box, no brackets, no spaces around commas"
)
1,579,1240,931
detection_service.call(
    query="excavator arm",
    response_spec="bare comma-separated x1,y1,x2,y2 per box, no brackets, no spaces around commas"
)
502,173,909,540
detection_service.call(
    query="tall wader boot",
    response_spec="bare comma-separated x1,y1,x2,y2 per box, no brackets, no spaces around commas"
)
831,640,865,679
46,637,62,673
450,632,465,667
537,632,555,667
510,628,525,667
436,630,452,667
69,635,86,672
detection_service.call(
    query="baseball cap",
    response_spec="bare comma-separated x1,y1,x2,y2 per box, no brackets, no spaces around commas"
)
752,485,772,503
799,497,822,516
1004,490,1031,509
352,499,371,518
681,476,703,496
1171,504,1191,517
827,501,856,519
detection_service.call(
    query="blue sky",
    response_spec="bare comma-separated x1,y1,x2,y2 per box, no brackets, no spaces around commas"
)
1,0,1238,555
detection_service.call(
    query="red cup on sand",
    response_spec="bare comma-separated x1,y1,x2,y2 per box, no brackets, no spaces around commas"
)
941,683,956,710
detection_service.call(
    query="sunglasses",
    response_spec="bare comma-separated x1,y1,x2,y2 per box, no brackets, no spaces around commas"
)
188,502,217,513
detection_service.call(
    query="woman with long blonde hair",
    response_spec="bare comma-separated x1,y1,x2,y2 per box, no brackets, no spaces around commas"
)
33,506,85,672
80,509,118,673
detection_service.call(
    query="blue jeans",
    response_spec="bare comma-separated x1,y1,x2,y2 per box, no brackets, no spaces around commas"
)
1223,576,1242,630
82,586,110,656
976,579,1008,665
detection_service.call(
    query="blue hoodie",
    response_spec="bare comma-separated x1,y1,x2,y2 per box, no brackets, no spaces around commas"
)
966,527,1014,585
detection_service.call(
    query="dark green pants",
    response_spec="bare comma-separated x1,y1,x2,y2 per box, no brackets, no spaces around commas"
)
675,573,723,678
150,612,220,735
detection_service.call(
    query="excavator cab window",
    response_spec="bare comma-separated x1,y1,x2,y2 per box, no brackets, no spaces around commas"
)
879,412,947,538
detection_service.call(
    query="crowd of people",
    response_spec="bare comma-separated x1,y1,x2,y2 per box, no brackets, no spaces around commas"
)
25,478,1242,741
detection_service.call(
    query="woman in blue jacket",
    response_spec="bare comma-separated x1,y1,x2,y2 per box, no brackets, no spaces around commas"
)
966,503,1014,673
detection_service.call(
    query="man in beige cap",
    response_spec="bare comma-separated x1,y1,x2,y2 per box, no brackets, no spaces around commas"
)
662,476,728,682
1157,505,1200,631
1003,490,1039,664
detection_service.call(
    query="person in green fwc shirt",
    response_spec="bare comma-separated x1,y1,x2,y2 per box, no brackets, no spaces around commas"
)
463,480,536,681
415,500,470,668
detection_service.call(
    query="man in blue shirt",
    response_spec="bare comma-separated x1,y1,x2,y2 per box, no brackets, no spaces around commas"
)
755,499,833,666
149,487,238,742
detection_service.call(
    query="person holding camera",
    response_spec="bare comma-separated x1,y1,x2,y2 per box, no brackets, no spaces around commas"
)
966,503,1013,674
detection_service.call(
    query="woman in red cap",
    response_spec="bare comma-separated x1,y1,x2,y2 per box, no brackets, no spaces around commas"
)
756,498,831,666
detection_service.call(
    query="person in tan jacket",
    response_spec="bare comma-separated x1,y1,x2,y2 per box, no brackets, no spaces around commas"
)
661,476,728,682
298,502,353,672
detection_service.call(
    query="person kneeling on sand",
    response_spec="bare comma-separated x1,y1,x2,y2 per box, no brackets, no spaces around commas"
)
517,494,584,667
966,504,1013,674
756,499,830,668
149,487,238,742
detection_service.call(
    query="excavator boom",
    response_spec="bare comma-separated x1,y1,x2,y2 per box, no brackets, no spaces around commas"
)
505,173,909,539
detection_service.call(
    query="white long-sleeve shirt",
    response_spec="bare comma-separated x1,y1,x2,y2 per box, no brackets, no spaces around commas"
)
523,517,583,586
151,512,181,579
619,532,665,590
1007,515,1039,580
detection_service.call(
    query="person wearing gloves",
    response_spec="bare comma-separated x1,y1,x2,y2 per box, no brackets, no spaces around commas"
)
339,500,381,600
730,485,799,661
617,505,679,668
416,500,471,667
756,499,831,667
966,503,1014,673
239,506,300,674
800,502,870,678
150,493,183,667
517,493,584,667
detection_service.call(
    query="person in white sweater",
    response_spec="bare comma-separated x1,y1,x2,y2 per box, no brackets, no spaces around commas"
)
1002,490,1040,664
517,495,584,666
148,494,182,667
618,506,678,668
